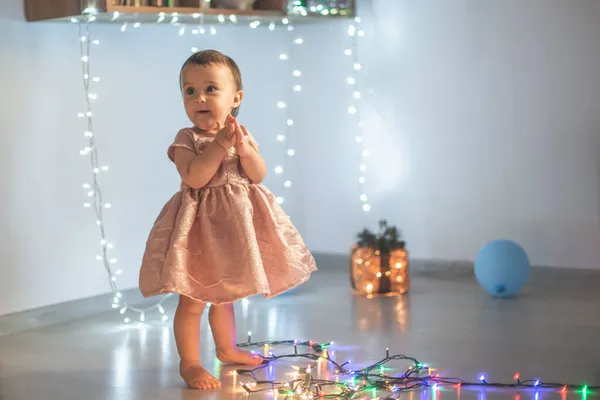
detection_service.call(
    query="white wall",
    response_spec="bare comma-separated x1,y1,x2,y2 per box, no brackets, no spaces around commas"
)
297,0,600,270
2,0,600,316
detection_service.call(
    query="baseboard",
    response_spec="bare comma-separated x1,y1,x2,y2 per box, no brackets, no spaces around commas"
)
2,252,598,337
312,251,600,284
0,287,142,337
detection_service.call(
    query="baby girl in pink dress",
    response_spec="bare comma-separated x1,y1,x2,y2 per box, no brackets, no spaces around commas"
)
138,50,317,389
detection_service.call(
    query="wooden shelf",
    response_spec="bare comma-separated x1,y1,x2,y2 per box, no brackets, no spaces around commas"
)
24,0,354,23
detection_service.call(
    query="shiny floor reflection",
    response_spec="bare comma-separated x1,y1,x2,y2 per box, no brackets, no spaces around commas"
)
0,266,599,400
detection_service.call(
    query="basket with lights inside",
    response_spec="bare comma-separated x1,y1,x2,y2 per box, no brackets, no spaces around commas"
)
350,220,409,297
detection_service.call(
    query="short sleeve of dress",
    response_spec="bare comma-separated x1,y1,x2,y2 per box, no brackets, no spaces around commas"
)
167,129,197,162
246,131,259,152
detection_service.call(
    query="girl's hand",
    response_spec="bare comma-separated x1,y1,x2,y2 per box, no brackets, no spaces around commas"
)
233,118,253,158
215,115,237,149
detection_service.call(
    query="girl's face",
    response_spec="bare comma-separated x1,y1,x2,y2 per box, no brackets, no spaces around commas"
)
181,63,243,133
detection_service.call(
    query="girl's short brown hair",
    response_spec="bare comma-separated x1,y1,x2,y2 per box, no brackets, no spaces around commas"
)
179,50,243,117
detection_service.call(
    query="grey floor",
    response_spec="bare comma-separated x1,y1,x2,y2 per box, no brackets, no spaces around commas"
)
1,263,599,400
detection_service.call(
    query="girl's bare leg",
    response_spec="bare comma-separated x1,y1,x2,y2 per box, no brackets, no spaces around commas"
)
208,303,263,365
174,295,221,389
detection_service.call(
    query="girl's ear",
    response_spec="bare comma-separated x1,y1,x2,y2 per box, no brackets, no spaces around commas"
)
233,90,244,108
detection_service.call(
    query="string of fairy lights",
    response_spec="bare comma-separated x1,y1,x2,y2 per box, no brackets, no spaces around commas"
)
234,339,597,399
345,16,370,214
74,9,171,324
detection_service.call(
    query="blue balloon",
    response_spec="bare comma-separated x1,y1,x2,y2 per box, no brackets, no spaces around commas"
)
474,240,530,297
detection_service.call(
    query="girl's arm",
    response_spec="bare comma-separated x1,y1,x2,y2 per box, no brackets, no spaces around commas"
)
240,147,267,184
173,140,228,189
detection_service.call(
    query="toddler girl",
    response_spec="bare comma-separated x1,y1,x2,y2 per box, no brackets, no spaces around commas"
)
138,49,317,389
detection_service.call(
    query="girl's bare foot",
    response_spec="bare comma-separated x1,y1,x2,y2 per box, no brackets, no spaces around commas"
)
180,360,221,390
216,348,264,366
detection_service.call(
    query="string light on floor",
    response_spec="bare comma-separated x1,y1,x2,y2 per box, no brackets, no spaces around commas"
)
345,16,370,213
75,9,171,324
274,17,302,206
235,339,598,398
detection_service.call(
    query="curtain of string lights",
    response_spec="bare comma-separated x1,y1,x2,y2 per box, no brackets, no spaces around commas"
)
73,8,308,323
75,10,171,324
345,16,369,214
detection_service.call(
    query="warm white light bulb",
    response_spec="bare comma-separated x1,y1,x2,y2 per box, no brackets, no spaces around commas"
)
293,85,302,92
345,49,352,56
293,70,302,77
162,315,169,322
84,130,93,137
82,183,91,189
279,53,289,60
269,22,275,31
172,16,179,23
229,15,237,23
359,164,367,171
282,18,289,24
358,30,365,37
348,25,356,36
192,29,199,35
134,22,141,28
275,166,283,174
210,26,217,35
276,197,284,204
294,38,304,44
347,77,356,85
287,149,295,156
124,317,130,323
81,56,89,62
191,47,198,53
348,106,357,114
179,27,185,35
358,177,366,183
363,204,371,212
218,14,225,23
140,313,145,322
104,203,112,209
287,119,294,126
284,180,292,188
354,91,361,99
157,15,165,23
121,23,127,32
120,307,127,314
277,101,287,108
84,203,91,208
360,194,368,201
355,136,363,143
277,135,286,141
354,63,361,70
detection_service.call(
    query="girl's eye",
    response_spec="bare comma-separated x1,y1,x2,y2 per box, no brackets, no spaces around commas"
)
207,85,218,93
186,87,195,95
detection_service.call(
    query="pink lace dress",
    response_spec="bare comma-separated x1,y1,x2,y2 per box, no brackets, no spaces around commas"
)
139,127,317,304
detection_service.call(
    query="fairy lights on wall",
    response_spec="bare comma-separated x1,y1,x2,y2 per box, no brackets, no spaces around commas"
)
74,8,171,324
345,16,370,213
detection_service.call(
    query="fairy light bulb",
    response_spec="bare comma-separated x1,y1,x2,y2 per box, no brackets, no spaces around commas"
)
275,166,283,174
